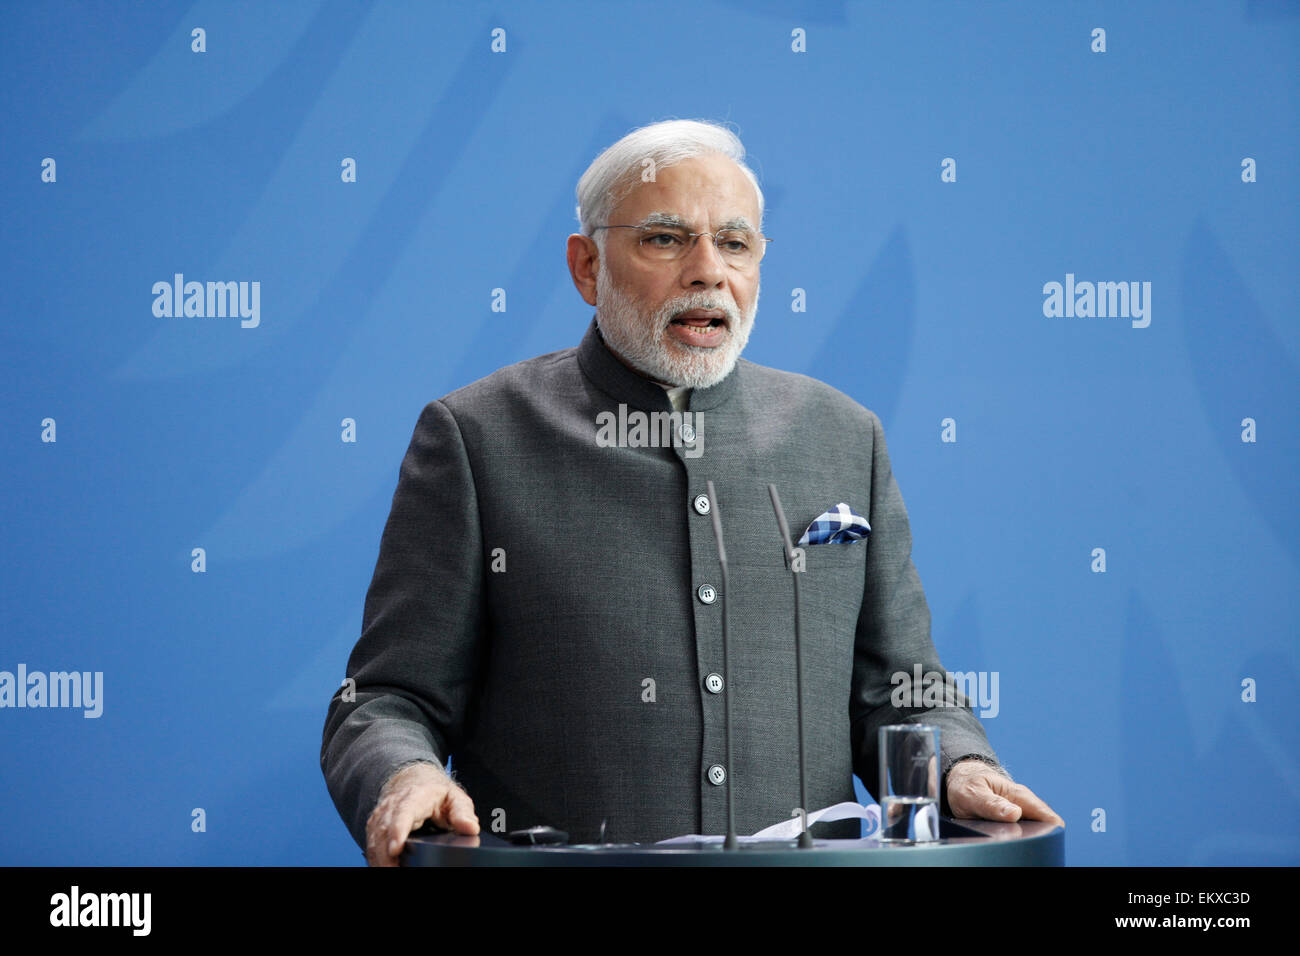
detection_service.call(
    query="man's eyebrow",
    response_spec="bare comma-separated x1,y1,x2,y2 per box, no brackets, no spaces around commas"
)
717,216,757,233
635,212,688,228
634,212,758,232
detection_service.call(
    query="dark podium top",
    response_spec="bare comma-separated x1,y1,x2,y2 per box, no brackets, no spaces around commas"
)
403,818,1064,866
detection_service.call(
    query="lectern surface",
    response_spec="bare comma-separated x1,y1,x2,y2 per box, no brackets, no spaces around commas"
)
403,818,1065,867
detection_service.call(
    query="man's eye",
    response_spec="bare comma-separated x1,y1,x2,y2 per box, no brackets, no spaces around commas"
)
719,233,751,252
644,232,685,246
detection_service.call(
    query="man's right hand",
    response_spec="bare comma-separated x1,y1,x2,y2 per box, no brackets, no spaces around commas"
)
365,761,480,866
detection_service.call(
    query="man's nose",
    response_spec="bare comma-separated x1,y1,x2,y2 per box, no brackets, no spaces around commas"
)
681,234,728,287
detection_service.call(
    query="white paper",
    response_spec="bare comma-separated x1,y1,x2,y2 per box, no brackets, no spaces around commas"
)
655,801,881,844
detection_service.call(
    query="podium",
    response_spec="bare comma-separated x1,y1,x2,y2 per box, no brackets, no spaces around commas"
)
404,817,1064,866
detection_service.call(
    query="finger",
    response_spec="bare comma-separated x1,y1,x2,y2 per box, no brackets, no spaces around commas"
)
987,794,1023,822
366,802,396,866
432,786,477,835
962,786,1022,822
444,788,480,834
948,779,1018,822
387,802,429,860
367,816,398,867
1005,785,1065,827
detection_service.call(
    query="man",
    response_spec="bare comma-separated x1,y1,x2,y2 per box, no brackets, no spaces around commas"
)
321,119,1063,866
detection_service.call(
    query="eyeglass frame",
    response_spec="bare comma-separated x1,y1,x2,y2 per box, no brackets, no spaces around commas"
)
588,223,772,266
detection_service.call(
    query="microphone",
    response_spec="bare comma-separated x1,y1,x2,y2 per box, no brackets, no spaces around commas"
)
767,484,813,848
705,479,739,851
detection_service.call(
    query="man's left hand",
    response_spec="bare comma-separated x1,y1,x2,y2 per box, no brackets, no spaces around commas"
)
945,761,1065,828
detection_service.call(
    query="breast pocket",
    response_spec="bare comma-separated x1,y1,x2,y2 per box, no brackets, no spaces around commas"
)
796,540,867,641
729,542,865,716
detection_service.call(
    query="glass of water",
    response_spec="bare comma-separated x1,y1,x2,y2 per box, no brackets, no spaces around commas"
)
878,724,941,843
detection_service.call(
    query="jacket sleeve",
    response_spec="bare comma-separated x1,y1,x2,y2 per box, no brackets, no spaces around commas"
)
849,410,1000,802
320,399,486,850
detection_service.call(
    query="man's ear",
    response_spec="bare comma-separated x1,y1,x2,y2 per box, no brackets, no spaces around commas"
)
566,233,599,306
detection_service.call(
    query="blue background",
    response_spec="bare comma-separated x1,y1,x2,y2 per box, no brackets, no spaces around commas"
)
1,0,1296,866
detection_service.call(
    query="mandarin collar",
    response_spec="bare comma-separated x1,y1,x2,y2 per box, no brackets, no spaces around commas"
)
575,315,740,413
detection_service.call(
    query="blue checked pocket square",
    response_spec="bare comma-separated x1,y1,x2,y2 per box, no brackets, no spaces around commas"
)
798,503,870,546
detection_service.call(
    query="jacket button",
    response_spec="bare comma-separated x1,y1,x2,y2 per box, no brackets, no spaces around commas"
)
680,422,696,443
693,494,711,516
707,764,726,786
704,672,724,694
697,584,717,605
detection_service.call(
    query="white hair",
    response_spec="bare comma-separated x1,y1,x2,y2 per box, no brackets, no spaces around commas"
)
575,119,764,253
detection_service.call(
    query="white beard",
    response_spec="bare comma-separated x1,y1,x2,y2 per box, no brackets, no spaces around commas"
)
594,265,757,390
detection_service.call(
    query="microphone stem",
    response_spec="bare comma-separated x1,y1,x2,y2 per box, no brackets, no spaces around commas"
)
768,484,814,848
720,557,737,851
793,569,812,848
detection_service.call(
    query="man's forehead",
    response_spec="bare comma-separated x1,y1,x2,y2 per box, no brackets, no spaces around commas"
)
613,155,759,226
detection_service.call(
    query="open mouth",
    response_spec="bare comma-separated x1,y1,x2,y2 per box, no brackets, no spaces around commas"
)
670,309,728,332
666,314,728,348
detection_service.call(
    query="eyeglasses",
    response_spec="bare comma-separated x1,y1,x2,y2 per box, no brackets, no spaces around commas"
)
590,224,771,268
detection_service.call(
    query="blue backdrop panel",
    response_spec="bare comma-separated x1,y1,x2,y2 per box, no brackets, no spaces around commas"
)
1,0,1296,865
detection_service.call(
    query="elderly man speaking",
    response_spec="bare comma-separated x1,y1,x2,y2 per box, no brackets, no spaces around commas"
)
321,118,1063,865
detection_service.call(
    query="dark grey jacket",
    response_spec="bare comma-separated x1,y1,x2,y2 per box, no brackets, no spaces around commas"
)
321,317,998,847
